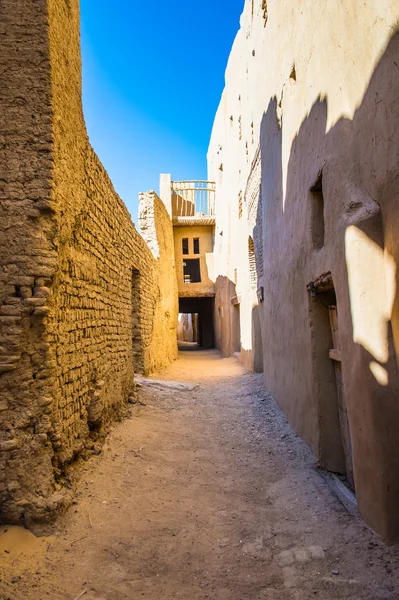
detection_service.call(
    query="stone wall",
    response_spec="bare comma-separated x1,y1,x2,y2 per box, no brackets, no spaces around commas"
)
209,0,399,541
0,0,177,525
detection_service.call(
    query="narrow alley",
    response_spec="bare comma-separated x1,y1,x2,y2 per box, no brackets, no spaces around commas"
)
1,351,399,600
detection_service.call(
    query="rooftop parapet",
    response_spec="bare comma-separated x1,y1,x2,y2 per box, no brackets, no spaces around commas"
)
171,180,215,217
159,174,215,220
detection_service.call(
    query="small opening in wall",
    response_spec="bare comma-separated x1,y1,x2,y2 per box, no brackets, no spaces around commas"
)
193,238,200,255
238,191,243,219
183,259,201,284
262,0,268,26
310,171,325,250
290,64,297,81
14,285,22,298
132,268,144,374
182,238,189,255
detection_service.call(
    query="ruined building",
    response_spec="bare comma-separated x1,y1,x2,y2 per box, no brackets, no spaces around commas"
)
0,0,178,525
208,0,399,542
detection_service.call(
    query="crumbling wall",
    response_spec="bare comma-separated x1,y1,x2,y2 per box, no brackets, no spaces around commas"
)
0,0,60,525
0,0,177,525
138,191,179,373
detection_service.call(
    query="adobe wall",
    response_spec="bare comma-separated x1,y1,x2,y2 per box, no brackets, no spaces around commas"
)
138,191,179,373
0,0,58,524
0,0,177,525
209,0,399,541
173,225,215,298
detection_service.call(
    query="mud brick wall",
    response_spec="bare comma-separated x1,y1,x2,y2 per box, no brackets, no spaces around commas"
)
0,0,177,525
0,0,59,525
138,191,178,374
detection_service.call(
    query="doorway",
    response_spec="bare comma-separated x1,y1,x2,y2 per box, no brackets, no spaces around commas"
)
177,313,199,350
178,297,215,349
132,268,144,373
232,303,241,353
309,276,354,490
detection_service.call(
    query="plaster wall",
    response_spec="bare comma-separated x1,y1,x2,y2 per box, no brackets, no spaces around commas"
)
0,0,177,525
174,226,215,298
208,0,399,541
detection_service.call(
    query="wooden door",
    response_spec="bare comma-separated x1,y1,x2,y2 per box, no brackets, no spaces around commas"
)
329,306,355,490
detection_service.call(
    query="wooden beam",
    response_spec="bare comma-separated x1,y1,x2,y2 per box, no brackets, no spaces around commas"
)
329,348,342,362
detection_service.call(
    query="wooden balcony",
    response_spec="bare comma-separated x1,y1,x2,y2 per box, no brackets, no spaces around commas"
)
171,180,215,218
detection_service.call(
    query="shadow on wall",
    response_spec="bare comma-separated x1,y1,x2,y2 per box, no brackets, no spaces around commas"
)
214,276,239,357
259,31,399,542
214,274,263,372
172,193,195,217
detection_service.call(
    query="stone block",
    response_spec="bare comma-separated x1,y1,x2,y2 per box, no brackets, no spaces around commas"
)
0,439,21,452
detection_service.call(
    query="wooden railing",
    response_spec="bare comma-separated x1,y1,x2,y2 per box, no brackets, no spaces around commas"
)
171,180,215,216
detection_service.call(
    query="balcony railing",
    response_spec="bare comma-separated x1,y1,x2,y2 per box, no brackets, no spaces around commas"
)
171,180,215,217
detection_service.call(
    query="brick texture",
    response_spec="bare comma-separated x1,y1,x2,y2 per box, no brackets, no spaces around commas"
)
0,0,177,525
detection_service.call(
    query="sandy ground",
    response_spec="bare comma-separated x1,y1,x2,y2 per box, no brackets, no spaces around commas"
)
1,349,399,600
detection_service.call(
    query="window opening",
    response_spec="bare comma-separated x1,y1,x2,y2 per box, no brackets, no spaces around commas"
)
310,171,325,249
182,238,189,255
193,238,200,255
183,259,201,283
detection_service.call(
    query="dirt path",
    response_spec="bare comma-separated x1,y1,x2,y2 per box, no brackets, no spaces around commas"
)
1,350,399,600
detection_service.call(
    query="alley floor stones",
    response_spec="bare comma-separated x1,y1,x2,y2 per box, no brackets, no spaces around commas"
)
1,350,399,600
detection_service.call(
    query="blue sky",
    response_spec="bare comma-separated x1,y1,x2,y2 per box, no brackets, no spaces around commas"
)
80,0,244,223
